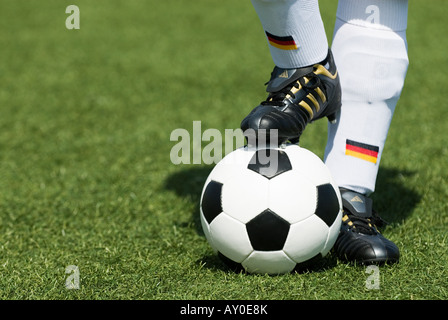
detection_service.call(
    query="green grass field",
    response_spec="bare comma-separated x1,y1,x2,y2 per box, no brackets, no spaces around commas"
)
0,0,447,301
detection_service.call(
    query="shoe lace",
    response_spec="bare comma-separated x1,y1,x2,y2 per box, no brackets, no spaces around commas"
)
261,71,321,107
345,210,388,235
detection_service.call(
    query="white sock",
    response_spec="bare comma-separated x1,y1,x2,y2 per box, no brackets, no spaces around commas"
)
324,0,409,195
251,0,328,68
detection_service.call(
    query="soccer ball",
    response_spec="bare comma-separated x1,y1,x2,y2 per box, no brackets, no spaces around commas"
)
199,144,342,275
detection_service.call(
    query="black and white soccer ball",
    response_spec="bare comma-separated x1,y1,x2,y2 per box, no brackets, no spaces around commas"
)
199,144,342,275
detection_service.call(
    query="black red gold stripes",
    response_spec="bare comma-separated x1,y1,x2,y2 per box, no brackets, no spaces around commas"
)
345,139,379,164
265,31,298,50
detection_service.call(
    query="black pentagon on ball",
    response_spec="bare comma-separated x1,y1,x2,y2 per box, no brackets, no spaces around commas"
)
201,180,223,224
315,183,340,227
247,149,292,179
246,209,290,251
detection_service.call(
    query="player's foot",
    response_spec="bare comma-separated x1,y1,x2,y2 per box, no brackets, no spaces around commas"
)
333,188,400,264
241,49,341,145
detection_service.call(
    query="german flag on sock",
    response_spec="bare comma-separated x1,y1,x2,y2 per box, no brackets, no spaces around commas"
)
265,31,298,50
345,139,379,164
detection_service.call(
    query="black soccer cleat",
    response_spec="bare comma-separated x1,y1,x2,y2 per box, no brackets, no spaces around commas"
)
241,49,341,145
333,188,400,265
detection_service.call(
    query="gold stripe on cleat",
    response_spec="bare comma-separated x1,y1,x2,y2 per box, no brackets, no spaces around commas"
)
313,64,338,80
314,87,326,103
307,93,320,112
298,100,313,118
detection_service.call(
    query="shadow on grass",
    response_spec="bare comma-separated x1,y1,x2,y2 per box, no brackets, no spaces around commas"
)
371,167,421,226
196,251,339,275
164,165,421,272
164,165,213,235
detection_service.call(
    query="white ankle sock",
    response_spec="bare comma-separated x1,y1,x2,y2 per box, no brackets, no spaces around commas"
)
251,0,328,68
324,0,409,195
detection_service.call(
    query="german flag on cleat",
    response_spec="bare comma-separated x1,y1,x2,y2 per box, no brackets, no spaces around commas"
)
345,139,379,164
265,31,298,50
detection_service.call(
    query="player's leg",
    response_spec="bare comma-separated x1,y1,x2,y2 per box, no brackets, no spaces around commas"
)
326,0,409,264
241,0,341,145
250,0,328,68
